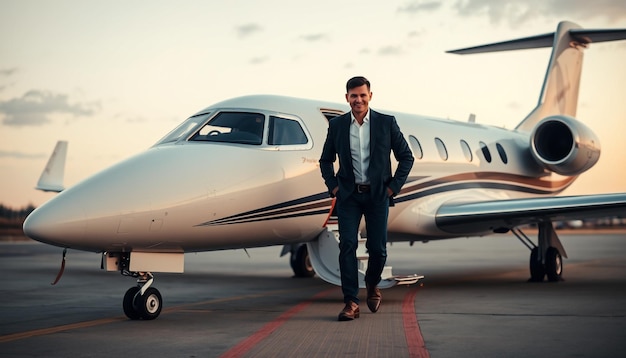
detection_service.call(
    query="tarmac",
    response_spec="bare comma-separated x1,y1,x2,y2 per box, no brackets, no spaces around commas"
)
1,232,625,357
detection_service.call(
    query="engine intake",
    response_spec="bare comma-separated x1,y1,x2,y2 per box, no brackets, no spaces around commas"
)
530,115,600,176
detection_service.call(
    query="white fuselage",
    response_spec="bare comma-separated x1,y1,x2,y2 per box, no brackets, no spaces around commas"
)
23,95,578,253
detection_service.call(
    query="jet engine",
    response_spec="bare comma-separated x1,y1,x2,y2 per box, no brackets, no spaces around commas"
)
530,115,600,176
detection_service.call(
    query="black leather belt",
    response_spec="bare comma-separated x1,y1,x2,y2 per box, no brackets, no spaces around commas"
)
356,184,371,193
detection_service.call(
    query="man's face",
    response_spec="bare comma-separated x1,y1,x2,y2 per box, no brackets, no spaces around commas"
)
345,84,372,116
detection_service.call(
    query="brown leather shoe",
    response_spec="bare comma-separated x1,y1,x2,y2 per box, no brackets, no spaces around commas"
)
366,283,382,313
338,301,360,321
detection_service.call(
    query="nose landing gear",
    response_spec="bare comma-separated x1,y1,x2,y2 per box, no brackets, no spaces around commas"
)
122,272,163,320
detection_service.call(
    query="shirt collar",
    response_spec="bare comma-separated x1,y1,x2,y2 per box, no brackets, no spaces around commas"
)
350,109,370,124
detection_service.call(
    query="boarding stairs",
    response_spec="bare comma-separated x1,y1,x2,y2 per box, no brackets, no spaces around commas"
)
307,215,423,289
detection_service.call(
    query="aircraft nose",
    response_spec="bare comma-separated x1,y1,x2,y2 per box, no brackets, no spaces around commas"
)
23,194,87,249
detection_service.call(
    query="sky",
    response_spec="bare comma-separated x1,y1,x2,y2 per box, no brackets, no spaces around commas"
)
1,0,625,208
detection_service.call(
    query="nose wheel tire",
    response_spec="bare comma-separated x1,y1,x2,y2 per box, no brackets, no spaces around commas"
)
123,287,141,320
123,286,163,320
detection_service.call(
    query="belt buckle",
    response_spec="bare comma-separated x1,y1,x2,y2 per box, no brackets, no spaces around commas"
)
357,184,369,193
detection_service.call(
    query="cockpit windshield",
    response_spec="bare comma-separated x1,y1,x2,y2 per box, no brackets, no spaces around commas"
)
154,109,311,149
189,112,264,145
153,112,211,145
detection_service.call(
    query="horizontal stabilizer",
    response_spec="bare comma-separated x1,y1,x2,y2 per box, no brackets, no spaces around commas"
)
36,141,67,192
570,28,626,43
447,27,626,55
447,33,554,54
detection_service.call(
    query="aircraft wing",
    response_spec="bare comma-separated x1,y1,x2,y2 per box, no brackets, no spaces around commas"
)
436,193,626,234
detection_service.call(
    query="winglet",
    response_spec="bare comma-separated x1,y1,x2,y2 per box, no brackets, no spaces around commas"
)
36,141,67,192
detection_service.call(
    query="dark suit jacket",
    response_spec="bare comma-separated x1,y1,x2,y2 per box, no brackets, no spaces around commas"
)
319,110,414,205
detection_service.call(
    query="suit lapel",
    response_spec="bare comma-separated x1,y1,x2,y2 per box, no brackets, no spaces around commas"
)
339,113,351,154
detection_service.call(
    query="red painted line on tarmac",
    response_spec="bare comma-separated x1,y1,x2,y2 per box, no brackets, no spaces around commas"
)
403,288,430,358
0,286,321,344
219,288,335,358
0,317,127,343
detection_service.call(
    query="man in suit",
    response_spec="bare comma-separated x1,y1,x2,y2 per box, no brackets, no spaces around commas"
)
319,76,414,321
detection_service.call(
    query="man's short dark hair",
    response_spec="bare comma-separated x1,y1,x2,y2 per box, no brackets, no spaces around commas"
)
346,76,370,93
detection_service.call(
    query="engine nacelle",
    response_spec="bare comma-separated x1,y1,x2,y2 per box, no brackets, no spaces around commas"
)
530,115,600,176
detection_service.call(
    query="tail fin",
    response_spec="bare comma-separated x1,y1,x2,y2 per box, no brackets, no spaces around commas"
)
447,21,626,132
36,140,67,192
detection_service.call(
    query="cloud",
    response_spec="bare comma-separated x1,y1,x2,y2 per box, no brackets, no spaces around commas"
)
407,30,425,38
111,111,150,124
299,33,329,42
0,90,100,126
236,23,263,38
0,68,18,77
507,101,523,111
249,56,269,65
0,68,18,93
397,0,442,14
0,149,46,159
453,0,626,27
377,45,405,56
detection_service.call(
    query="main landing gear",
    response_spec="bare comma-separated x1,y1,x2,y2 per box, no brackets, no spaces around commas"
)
122,271,163,320
290,244,315,278
512,221,567,282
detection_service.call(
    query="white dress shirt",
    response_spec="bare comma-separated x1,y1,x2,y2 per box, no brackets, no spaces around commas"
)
350,110,370,185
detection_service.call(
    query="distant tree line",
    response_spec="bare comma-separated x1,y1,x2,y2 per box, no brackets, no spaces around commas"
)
0,203,36,223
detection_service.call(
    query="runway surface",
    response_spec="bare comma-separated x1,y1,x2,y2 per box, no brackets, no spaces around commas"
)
1,232,625,357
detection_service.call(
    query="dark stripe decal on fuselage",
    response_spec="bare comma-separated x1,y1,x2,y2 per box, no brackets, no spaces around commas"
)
197,172,576,226
196,192,332,226
395,172,576,203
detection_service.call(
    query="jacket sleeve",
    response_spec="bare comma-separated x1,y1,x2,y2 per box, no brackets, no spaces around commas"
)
388,116,414,196
319,122,339,196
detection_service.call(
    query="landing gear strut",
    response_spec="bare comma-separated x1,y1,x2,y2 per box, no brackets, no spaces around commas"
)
513,221,566,282
122,271,163,320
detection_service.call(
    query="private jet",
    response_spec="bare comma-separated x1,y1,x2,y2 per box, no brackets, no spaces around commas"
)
24,21,626,320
